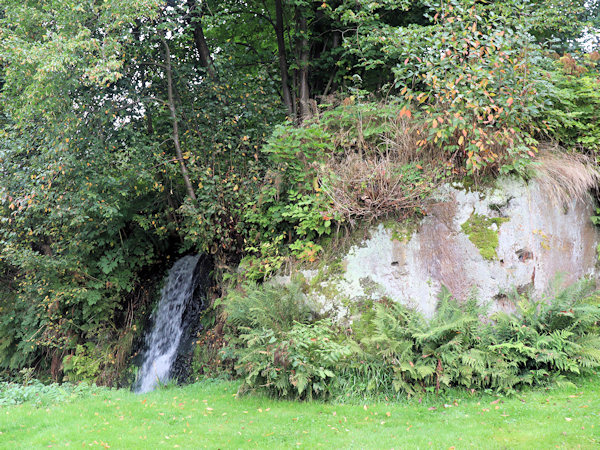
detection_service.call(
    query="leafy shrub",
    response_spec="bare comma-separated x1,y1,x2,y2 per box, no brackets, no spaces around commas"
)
394,4,545,175
222,277,600,400
238,99,445,281
489,279,600,385
233,320,351,400
221,281,352,399
356,289,487,395
62,345,101,383
0,379,107,406
540,53,600,154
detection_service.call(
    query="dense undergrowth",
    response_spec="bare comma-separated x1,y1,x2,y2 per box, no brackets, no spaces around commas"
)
200,278,600,401
0,0,599,386
0,378,108,407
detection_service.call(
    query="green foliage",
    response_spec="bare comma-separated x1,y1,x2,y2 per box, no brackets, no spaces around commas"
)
391,2,546,174
350,280,600,396
239,100,438,280
223,281,312,334
233,319,352,400
222,281,351,399
0,379,107,407
62,345,102,384
538,53,600,153
222,277,600,400
490,279,600,381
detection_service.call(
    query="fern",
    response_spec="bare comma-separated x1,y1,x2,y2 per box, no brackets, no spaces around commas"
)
223,281,312,333
233,320,351,400
353,278,600,396
227,277,600,399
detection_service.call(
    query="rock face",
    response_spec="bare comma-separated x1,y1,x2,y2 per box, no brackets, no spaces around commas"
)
305,177,599,320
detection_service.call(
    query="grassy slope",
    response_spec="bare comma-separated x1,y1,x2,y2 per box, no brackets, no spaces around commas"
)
1,378,599,449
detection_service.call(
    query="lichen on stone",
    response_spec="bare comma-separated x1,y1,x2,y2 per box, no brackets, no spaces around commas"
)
382,217,419,243
461,213,508,260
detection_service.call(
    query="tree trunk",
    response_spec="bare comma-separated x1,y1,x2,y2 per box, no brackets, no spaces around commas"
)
162,37,197,200
274,0,293,117
322,31,340,97
296,8,311,123
187,0,217,79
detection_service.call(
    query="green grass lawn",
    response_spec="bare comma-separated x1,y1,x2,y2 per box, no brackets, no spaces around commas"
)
1,378,599,449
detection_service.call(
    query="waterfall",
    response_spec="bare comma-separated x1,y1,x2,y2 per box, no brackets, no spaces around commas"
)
135,254,200,393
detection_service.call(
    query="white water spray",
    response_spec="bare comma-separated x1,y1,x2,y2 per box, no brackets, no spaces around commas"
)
135,255,199,393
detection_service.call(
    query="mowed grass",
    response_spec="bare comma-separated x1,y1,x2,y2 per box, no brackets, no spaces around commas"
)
1,378,599,449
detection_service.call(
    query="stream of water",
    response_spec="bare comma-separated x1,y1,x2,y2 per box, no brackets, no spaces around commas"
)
135,255,200,393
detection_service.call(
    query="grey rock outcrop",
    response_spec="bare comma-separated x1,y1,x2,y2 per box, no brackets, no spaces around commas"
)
302,177,599,320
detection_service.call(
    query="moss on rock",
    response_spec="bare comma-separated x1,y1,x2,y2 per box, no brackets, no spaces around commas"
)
461,213,508,260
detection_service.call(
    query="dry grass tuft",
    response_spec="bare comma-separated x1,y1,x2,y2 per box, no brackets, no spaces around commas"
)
534,144,600,205
320,153,434,222
318,113,440,223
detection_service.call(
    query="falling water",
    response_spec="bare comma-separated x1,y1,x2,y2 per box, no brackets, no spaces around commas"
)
135,255,200,393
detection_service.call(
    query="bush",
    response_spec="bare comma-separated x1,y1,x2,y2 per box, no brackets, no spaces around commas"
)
0,379,107,406
540,53,600,154
233,320,351,400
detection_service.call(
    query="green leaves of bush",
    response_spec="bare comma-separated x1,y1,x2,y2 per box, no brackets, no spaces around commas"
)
223,281,312,333
234,320,351,400
222,281,351,399
0,379,106,407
